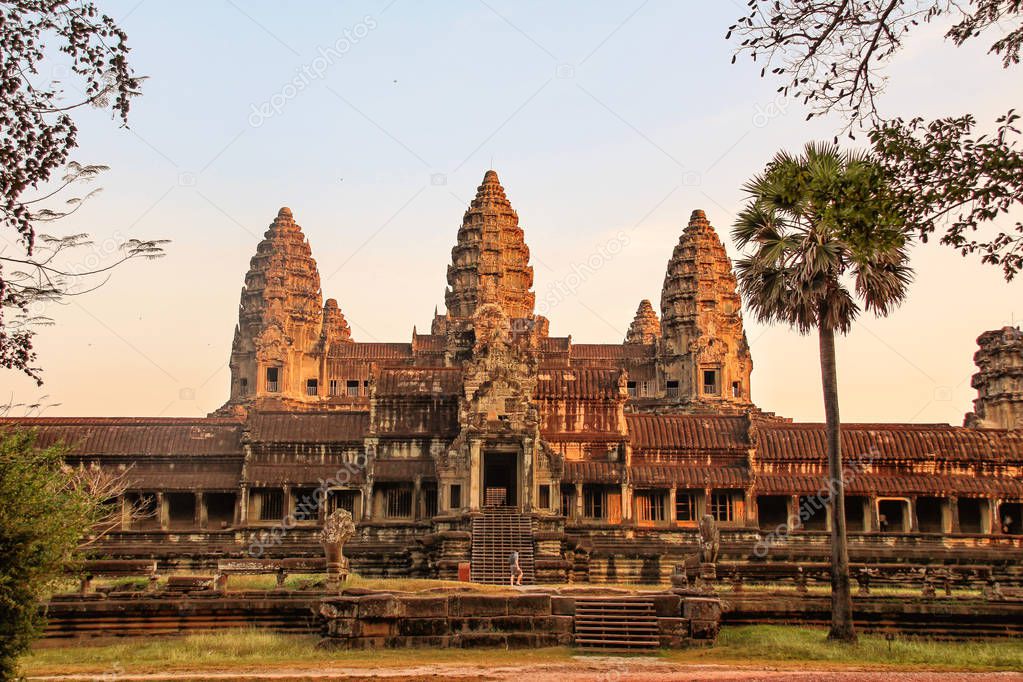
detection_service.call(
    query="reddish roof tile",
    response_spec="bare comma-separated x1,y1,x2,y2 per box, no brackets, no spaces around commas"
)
756,472,1023,497
0,418,243,456
375,368,463,396
373,459,437,481
627,413,749,452
328,342,413,359
246,412,368,443
631,464,750,488
535,369,623,399
563,460,621,483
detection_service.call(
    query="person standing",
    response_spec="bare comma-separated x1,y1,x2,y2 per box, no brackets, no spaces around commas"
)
509,550,523,586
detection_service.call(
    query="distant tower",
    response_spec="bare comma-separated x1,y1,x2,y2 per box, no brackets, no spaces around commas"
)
965,326,1023,430
227,207,334,406
442,170,535,322
658,210,752,410
625,299,660,345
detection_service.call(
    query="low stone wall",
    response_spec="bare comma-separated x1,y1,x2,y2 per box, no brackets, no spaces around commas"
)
318,589,721,649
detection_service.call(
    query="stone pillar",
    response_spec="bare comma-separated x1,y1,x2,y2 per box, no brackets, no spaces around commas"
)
868,495,879,532
120,496,131,531
668,488,677,524
950,497,961,533
825,497,833,532
521,440,532,512
469,440,482,511
910,496,919,533
196,491,206,530
156,493,168,530
413,476,422,520
991,498,1002,534
238,486,248,526
575,482,584,519
361,482,373,522
621,482,632,521
283,485,293,522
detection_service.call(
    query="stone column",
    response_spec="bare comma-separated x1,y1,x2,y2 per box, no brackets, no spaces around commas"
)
283,485,292,523
991,498,1002,534
521,440,533,512
413,476,422,520
238,486,248,526
120,496,131,531
910,496,919,533
469,440,482,511
950,497,961,534
157,492,168,531
620,482,632,521
668,487,677,524
196,491,206,530
825,497,833,533
575,482,584,520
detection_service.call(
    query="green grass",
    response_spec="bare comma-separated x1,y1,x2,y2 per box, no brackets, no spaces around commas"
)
668,625,1023,671
22,626,1023,676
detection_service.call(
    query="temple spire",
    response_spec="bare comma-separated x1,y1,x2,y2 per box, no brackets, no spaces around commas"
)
444,170,535,320
625,299,660,344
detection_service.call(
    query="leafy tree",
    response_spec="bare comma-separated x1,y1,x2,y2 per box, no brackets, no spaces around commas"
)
732,142,913,642
1,0,166,384
0,428,132,678
729,1,1023,279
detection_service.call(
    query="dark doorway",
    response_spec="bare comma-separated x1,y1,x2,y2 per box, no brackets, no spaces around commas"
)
483,452,517,507
757,495,788,530
958,498,985,533
917,496,947,533
1000,502,1023,535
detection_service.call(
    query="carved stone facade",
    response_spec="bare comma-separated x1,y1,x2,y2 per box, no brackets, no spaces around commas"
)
658,210,753,411
8,170,1023,584
966,326,1023,430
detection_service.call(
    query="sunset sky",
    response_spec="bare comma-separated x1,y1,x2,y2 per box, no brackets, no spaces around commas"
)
5,0,1020,424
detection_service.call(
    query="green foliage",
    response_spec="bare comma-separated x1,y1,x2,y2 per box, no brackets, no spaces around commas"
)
0,428,110,679
732,142,914,335
871,111,1023,280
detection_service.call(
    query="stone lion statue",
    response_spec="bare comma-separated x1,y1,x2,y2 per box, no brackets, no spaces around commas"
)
699,514,720,565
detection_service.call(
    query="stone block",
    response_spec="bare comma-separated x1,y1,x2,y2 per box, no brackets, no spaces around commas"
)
550,615,574,633
490,615,534,631
358,594,400,620
690,619,719,641
657,617,687,637
507,594,551,616
449,594,508,617
550,596,575,616
683,597,721,622
398,596,448,618
321,597,359,619
397,617,451,637
650,593,682,618
355,620,396,638
454,632,508,648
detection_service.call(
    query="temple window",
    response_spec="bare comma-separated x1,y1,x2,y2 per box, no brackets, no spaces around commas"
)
205,492,236,529
877,498,910,532
731,381,741,398
1000,502,1023,535
239,377,248,395
711,491,736,523
958,498,986,533
538,484,551,510
676,490,700,522
253,488,284,521
306,378,318,396
757,495,788,530
583,485,606,519
291,487,319,522
798,494,827,530
328,489,360,517
702,369,721,395
126,492,160,530
845,495,867,532
166,492,196,530
560,484,575,517
627,381,637,398
383,485,413,519
635,490,667,524
917,496,949,533
423,484,438,518
449,484,462,510
328,379,340,396
265,367,280,392
347,380,359,397
666,380,679,398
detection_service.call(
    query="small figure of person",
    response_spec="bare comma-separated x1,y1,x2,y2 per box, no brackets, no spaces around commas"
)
878,513,889,533
1003,515,1014,534
509,550,523,586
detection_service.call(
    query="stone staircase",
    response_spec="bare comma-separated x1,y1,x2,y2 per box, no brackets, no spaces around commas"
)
573,597,660,650
470,507,535,584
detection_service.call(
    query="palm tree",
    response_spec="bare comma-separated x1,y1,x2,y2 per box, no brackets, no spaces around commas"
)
732,142,913,642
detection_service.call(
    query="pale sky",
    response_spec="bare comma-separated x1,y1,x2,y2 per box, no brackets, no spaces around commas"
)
4,1,1021,424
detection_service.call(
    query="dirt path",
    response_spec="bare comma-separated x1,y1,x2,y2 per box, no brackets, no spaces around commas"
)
26,658,1023,682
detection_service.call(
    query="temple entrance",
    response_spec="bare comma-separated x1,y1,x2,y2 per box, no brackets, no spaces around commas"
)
483,451,517,508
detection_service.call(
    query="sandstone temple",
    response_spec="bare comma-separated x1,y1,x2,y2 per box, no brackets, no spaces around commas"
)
5,170,1022,585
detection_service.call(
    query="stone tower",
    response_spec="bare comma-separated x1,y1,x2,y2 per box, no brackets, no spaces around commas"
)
658,209,752,410
625,299,660,345
965,326,1023,430
442,170,535,322
227,207,326,405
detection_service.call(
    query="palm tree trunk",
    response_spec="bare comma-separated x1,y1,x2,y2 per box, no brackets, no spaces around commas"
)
819,322,857,642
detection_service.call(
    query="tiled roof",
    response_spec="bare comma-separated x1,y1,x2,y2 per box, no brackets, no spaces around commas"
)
631,465,750,488
412,334,446,352
125,461,242,490
759,423,1023,462
247,458,366,486
563,460,621,483
0,418,243,456
571,343,656,360
246,412,368,443
755,472,1023,497
535,369,623,399
627,413,749,452
540,337,571,353
375,368,463,396
328,342,413,359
